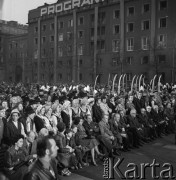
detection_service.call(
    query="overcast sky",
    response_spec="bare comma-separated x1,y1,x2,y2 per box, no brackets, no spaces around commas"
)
1,0,57,24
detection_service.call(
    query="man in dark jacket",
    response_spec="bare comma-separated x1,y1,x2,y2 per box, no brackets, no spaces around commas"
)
24,136,60,180
92,97,103,123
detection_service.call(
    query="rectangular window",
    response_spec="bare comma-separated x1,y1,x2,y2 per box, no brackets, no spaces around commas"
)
67,45,72,54
34,26,38,33
98,12,106,24
127,38,134,51
79,59,83,65
41,48,46,58
78,30,84,38
50,23,54,30
58,47,63,57
67,32,72,40
42,36,46,44
97,58,102,66
68,19,73,27
114,10,120,19
101,26,105,35
78,17,84,25
126,57,133,65
98,40,105,50
127,22,134,32
78,44,83,55
143,4,150,13
42,24,46,31
59,21,64,29
90,14,94,23
158,34,167,48
142,20,150,30
141,37,149,50
112,40,120,52
34,50,38,59
127,7,135,16
113,24,120,35
159,0,167,10
50,35,54,42
141,56,149,64
159,17,167,28
158,55,166,63
34,38,38,45
58,33,63,41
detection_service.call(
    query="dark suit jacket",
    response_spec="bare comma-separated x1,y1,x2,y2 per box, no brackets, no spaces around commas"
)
99,120,113,140
92,104,103,123
4,119,22,146
127,115,142,129
24,159,61,180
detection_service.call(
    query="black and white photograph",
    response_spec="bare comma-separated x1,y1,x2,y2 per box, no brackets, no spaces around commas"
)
0,0,176,179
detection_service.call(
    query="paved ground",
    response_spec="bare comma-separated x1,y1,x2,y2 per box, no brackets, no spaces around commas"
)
62,134,176,180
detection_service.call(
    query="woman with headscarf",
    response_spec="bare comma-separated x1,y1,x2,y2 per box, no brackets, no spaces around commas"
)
33,105,46,133
51,104,63,127
61,100,72,129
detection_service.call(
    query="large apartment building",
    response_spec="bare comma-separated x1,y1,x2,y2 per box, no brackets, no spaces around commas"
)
0,20,28,82
6,0,176,84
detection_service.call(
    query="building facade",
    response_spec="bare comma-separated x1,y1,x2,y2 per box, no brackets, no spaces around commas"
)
5,34,29,82
26,0,176,84
0,20,28,82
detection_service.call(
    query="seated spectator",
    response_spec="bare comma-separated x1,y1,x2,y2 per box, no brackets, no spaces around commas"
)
24,136,61,180
70,125,89,167
22,131,37,162
110,113,130,151
74,117,102,166
4,109,26,146
4,135,28,180
25,107,35,134
55,122,77,176
92,96,103,123
33,105,46,133
127,109,147,144
51,104,63,127
99,114,120,156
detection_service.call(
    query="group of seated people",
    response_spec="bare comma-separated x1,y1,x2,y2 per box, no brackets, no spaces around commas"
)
0,85,175,180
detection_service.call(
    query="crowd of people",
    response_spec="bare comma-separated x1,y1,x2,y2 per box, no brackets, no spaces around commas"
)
0,82,175,180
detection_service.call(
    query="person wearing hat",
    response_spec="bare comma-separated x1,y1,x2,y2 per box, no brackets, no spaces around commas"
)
0,106,6,145
92,96,103,123
107,95,117,115
25,107,36,133
4,134,28,180
4,109,26,146
99,95,112,116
